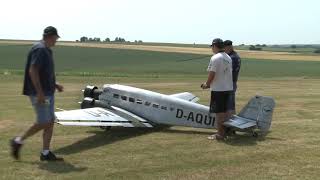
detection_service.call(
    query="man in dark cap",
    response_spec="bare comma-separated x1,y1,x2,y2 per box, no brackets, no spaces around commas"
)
224,40,241,116
201,38,233,140
10,26,64,161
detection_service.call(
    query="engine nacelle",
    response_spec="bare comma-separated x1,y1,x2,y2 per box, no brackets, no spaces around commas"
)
81,97,110,109
83,85,102,100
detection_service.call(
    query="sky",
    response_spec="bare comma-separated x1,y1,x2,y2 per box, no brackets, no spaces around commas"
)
0,0,319,45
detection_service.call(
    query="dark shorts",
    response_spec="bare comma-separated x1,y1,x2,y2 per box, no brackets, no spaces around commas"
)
210,91,233,113
227,82,237,111
29,95,55,124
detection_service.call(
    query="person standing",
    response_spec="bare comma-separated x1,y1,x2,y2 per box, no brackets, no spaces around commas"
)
224,40,241,115
201,38,233,140
10,26,64,161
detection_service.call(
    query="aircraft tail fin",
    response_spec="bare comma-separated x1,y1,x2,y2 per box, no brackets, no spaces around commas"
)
237,96,276,132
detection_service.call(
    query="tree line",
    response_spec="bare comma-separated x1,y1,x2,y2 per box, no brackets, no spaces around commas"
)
78,36,143,43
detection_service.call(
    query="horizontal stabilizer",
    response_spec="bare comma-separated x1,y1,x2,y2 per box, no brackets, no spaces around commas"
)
224,115,257,129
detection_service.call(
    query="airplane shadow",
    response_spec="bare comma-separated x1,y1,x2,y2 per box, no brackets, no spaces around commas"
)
54,127,282,155
54,127,166,155
161,128,213,135
18,160,87,174
224,131,284,146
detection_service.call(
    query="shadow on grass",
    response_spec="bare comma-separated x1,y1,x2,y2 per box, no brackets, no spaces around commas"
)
18,160,87,174
225,131,284,146
54,126,283,154
161,128,213,135
54,126,166,155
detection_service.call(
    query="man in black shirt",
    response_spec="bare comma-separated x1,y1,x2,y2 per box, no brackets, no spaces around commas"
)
224,40,241,116
10,26,64,161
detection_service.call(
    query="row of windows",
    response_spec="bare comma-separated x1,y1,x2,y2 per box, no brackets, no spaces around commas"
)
113,93,169,110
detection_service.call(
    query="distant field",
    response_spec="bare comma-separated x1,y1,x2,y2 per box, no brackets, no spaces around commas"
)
1,40,320,61
1,44,320,78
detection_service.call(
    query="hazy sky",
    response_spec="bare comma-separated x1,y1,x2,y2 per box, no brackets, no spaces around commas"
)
1,0,319,45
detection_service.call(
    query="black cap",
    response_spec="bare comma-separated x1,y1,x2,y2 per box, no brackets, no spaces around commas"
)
224,40,233,46
43,26,60,38
210,38,224,48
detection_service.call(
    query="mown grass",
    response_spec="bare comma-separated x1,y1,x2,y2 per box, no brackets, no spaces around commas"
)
0,75,320,180
1,44,320,78
1,44,320,179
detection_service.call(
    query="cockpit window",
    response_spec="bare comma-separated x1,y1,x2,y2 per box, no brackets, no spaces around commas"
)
121,96,127,101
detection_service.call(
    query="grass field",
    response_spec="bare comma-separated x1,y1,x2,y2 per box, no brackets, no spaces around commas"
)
1,44,320,78
1,40,320,62
1,42,320,179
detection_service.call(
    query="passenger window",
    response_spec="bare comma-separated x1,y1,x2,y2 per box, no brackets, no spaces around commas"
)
129,97,135,103
136,99,143,104
121,96,127,101
152,104,159,108
145,101,151,106
113,94,119,98
161,106,167,110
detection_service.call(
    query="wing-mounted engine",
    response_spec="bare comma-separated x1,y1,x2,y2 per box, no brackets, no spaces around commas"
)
83,85,102,100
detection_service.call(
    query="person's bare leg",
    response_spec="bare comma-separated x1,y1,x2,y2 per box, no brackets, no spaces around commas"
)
21,123,50,141
216,112,226,138
226,111,233,121
43,122,54,150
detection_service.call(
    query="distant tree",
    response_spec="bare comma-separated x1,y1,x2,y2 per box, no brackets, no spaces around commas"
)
249,45,262,51
93,37,101,42
314,49,320,53
104,38,110,42
291,45,297,49
262,44,267,47
113,37,126,42
88,38,93,41
239,44,245,46
249,45,255,50
256,44,261,47
80,36,88,42
138,40,143,43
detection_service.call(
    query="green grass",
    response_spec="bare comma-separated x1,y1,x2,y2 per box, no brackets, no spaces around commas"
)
1,44,320,78
1,75,320,180
1,44,320,179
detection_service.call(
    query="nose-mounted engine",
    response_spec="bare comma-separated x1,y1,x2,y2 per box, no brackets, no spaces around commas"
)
81,85,108,109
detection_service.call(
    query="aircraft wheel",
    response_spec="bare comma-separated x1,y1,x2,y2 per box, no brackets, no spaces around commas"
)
100,126,111,131
252,131,258,137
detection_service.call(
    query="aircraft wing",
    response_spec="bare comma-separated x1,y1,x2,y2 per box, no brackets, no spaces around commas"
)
55,107,153,128
223,115,257,129
170,92,199,102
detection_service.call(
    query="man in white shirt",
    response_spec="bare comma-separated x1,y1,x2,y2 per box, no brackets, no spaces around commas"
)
201,38,233,140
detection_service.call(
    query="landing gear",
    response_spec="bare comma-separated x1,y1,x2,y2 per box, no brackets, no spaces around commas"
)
252,131,259,137
100,126,111,132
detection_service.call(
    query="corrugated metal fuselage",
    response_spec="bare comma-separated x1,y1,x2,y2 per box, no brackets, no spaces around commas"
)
98,84,216,129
